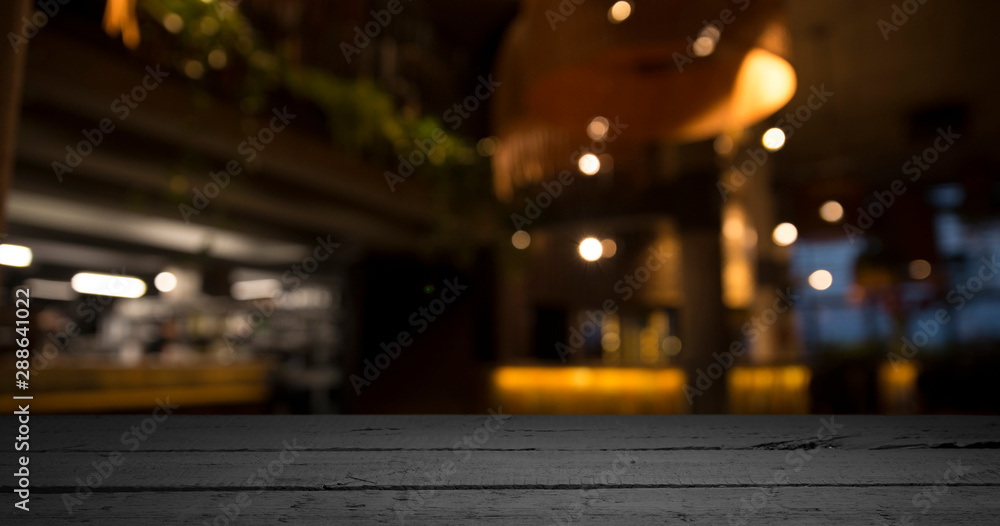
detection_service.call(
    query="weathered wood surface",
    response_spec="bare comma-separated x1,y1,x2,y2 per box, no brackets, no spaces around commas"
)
5,416,999,524
19,451,1000,489
23,415,1000,450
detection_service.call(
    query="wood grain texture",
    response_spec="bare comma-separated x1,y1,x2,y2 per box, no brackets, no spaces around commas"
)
23,450,1000,489
16,488,1000,525
4,415,999,524
24,415,1000,451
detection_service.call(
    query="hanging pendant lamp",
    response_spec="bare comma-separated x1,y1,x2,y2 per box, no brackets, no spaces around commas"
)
491,0,797,200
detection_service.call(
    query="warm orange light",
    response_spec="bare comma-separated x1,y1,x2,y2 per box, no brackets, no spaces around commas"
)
881,361,918,388
492,367,688,414
879,361,918,414
722,203,755,308
727,365,811,414
608,1,632,23
723,216,744,240
723,262,753,304
600,239,617,258
104,0,142,49
762,127,786,151
693,36,715,57
732,49,798,124
511,230,531,249
674,48,797,142
819,200,844,222
587,117,610,140
908,259,931,280
579,237,603,261
772,222,798,246
578,153,601,175
714,135,734,155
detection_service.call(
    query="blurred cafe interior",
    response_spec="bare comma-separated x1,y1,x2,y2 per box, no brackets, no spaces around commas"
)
1,0,999,414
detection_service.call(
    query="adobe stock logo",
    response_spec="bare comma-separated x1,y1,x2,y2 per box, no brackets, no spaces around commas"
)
684,287,799,404
340,0,412,63
179,106,296,223
393,408,510,523
887,255,997,369
384,75,500,192
545,0,587,31
63,398,179,514
672,0,750,72
7,0,70,53
52,65,170,182
717,84,833,201
878,0,931,41
510,116,628,230
843,126,959,244
350,278,467,394
556,245,671,363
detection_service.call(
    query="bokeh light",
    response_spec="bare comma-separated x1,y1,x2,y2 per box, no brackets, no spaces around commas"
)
608,1,632,23
511,230,531,250
762,127,786,151
772,222,798,246
579,237,603,261
808,270,833,290
578,153,601,175
693,36,716,57
909,259,932,280
600,239,617,258
208,48,228,70
0,244,32,267
819,200,844,222
714,134,734,155
587,116,610,140
477,136,498,157
154,271,178,293
72,272,147,298
183,60,205,79
162,13,184,34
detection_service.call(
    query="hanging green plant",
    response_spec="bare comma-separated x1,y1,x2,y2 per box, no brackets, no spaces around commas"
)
128,0,489,213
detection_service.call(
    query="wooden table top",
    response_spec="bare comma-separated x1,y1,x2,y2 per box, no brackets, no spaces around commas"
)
7,415,999,524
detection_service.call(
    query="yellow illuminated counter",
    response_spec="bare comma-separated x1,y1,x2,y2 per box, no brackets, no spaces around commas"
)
492,366,689,414
0,356,273,413
727,365,811,414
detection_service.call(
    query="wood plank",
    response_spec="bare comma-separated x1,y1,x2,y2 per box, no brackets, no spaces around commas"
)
23,450,1000,490
8,416,997,523
17,488,1000,525
19,415,1000,452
